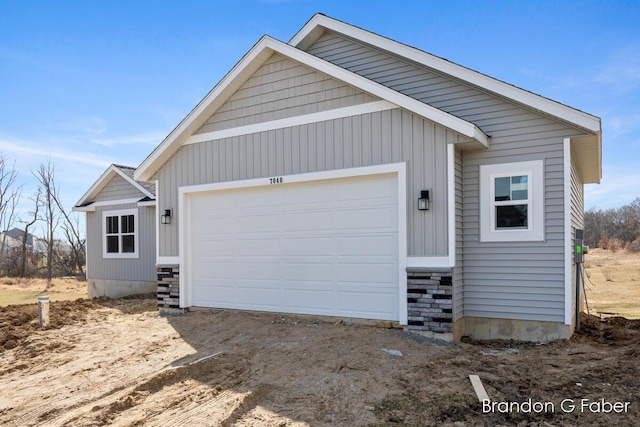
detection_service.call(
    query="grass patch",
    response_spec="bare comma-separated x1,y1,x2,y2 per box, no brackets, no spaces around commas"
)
584,249,640,319
0,289,87,307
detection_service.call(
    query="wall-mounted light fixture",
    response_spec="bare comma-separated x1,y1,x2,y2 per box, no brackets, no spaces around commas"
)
161,209,172,224
418,190,430,211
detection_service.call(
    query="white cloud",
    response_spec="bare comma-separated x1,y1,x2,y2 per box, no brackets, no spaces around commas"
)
89,131,165,147
0,139,113,169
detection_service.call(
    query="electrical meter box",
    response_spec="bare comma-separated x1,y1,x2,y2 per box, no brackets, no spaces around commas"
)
575,229,584,263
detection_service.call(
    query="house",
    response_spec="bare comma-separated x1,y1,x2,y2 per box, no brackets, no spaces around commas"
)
79,14,600,342
74,164,157,298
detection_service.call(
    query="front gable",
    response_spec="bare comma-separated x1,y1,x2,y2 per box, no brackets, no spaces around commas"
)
134,36,487,182
196,53,379,135
74,165,155,210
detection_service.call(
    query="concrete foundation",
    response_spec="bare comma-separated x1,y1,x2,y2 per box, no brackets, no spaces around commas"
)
87,279,156,299
453,316,572,342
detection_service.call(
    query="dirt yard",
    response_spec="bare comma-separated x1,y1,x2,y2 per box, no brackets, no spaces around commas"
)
0,252,638,426
0,296,638,426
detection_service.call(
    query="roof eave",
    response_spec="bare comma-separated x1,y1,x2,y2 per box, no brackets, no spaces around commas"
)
135,35,488,181
290,14,601,134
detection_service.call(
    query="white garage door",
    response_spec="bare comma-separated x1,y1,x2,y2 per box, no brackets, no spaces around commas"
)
186,173,399,321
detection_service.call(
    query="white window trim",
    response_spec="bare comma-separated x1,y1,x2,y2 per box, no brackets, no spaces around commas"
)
102,208,139,259
480,160,544,242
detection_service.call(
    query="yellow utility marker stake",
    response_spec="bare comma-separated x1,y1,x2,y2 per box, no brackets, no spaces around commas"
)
469,374,490,403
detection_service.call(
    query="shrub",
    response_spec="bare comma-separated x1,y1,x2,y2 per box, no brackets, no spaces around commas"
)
606,238,624,252
627,238,640,253
598,236,609,249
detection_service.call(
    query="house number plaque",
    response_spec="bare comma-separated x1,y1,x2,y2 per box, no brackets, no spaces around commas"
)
269,177,284,184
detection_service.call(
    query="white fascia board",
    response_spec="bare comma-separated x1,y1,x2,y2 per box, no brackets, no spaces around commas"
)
186,101,397,145
135,36,274,182
270,39,488,147
291,14,601,133
137,200,156,207
75,165,118,207
72,204,95,212
112,167,155,200
136,35,487,182
73,197,143,212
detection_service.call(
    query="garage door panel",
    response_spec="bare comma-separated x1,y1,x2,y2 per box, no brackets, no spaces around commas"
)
188,173,400,321
337,291,397,320
337,263,397,283
336,235,396,256
280,237,333,256
282,290,336,312
193,283,236,304
234,238,280,256
280,210,334,231
282,263,334,281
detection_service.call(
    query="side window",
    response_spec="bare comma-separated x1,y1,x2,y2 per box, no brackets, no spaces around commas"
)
480,160,544,242
103,209,138,258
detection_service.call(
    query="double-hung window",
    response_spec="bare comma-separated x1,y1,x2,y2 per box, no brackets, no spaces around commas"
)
103,209,138,258
480,160,544,242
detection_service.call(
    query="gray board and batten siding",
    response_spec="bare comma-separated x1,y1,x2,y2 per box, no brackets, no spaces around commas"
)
93,173,147,203
154,53,461,260
305,30,590,323
86,202,157,282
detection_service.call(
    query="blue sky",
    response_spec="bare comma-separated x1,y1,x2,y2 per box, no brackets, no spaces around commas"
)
1,0,639,227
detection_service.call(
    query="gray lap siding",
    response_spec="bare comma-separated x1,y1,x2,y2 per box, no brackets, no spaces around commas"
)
306,30,585,323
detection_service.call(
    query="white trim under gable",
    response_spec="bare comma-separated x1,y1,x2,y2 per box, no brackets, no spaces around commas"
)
178,163,408,324
290,14,601,134
186,101,398,145
134,35,487,182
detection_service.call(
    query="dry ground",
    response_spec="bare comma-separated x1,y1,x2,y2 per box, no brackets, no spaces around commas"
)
584,249,640,318
0,277,87,306
0,252,638,426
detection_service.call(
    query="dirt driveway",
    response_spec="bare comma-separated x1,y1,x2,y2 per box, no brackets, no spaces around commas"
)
0,298,638,426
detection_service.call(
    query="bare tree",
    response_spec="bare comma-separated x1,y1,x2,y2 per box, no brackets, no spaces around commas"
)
18,189,41,277
53,196,86,276
34,158,61,286
0,155,22,273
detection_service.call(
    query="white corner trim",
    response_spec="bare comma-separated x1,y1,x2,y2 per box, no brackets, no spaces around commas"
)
155,180,160,263
396,163,408,325
186,101,398,145
290,14,601,133
564,138,573,325
447,144,456,267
